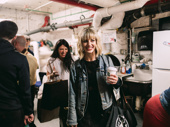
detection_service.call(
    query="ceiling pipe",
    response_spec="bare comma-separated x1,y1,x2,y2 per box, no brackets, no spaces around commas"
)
122,1,170,28
51,0,159,12
34,1,53,10
93,0,150,30
145,0,162,6
51,0,99,11
24,17,93,35
79,0,120,7
100,12,125,30
27,1,53,13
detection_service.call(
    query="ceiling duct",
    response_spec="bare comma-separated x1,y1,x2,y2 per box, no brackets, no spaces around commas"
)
79,0,120,7
25,0,160,35
51,0,100,11
93,0,150,30
122,1,170,28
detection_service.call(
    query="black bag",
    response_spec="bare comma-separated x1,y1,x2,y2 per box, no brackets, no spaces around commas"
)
41,80,68,110
106,88,137,127
37,99,60,123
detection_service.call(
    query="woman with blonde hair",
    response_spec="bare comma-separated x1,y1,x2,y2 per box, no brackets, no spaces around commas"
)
67,27,122,127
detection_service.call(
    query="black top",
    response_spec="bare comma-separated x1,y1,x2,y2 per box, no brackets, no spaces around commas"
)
84,59,103,117
28,48,34,56
0,38,32,115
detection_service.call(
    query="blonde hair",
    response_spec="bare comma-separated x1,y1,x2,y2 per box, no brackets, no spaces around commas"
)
77,27,102,59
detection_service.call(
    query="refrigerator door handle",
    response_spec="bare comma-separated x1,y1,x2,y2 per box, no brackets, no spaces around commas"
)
154,68,170,71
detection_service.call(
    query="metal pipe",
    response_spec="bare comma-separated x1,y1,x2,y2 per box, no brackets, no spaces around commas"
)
24,17,93,35
25,8,91,20
25,8,52,14
51,0,99,11
51,10,90,20
122,1,170,28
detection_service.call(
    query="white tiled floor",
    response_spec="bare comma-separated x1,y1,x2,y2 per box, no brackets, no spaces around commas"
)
34,98,60,127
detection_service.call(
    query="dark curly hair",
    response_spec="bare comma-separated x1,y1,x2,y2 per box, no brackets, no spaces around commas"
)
51,39,74,71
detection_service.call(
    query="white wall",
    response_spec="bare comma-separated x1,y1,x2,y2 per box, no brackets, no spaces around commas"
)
0,7,47,41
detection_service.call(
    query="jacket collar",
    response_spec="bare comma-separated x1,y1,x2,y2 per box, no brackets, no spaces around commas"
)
0,38,15,55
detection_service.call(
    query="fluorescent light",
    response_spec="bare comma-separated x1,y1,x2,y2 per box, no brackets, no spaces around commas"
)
0,0,8,4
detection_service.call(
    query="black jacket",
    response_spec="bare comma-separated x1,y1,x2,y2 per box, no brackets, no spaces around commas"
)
0,38,32,115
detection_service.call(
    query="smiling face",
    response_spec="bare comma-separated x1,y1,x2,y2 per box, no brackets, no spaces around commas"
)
77,27,102,59
58,44,68,60
82,37,96,55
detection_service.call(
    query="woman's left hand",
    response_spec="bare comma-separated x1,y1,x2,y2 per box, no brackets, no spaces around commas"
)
106,74,118,84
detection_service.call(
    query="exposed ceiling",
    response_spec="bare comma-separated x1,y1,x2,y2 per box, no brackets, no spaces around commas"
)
0,0,145,14
0,0,160,15
3,0,169,35
0,0,74,14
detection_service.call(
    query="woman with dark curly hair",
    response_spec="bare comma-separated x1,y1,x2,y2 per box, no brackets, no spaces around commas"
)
46,39,74,127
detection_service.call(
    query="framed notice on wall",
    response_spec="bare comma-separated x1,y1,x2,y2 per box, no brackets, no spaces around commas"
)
102,30,117,43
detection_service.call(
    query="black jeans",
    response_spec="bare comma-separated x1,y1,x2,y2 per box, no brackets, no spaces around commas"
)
78,106,112,127
59,107,68,127
29,85,36,127
0,109,24,127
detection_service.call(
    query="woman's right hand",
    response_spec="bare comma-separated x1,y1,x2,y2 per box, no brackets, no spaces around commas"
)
47,71,59,81
49,71,59,79
51,66,59,78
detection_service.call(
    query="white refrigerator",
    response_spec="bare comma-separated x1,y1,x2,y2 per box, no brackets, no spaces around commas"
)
152,31,170,96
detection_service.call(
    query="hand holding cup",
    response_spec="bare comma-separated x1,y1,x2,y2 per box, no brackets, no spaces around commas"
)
106,67,118,84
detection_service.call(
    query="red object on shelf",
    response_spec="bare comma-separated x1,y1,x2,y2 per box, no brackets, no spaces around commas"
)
42,16,50,27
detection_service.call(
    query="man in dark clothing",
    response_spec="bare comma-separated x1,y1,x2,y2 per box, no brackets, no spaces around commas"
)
0,20,34,127
26,37,34,56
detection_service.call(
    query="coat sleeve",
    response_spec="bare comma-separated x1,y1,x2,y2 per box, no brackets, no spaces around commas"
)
67,63,78,126
18,56,33,115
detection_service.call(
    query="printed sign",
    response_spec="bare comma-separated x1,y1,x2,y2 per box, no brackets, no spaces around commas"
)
102,30,117,43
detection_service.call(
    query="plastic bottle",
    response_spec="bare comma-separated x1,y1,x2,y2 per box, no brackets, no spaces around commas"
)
132,52,140,63
121,59,126,74
126,60,132,74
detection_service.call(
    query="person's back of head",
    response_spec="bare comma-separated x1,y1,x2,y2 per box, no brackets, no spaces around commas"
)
15,36,26,47
12,36,26,52
0,20,18,40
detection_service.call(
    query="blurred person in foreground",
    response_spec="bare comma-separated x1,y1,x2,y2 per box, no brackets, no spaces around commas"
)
143,87,170,127
46,39,74,127
0,20,33,127
67,27,122,127
12,36,38,127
